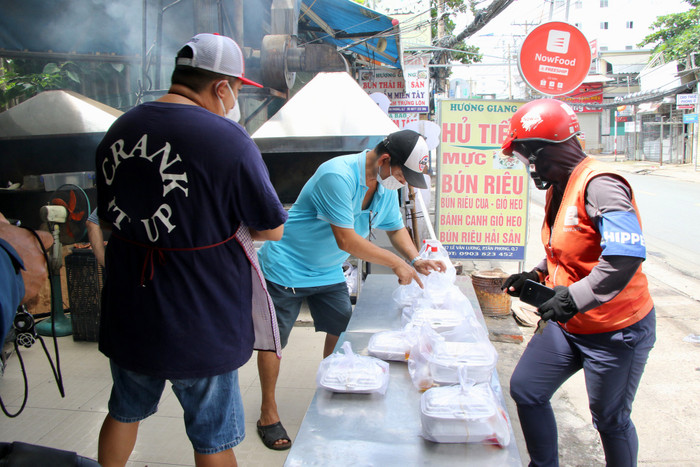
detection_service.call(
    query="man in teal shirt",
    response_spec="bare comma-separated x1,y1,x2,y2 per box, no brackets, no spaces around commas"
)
255,129,446,450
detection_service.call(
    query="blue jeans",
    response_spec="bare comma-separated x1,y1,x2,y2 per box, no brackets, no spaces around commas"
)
108,361,245,454
510,309,656,467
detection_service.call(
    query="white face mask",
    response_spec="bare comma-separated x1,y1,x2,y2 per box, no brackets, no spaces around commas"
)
218,81,240,122
377,165,405,190
227,99,241,122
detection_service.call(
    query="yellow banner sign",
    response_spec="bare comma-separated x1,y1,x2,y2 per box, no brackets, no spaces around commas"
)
437,99,528,260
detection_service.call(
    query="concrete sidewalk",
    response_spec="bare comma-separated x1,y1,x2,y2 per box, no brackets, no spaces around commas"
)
593,154,700,184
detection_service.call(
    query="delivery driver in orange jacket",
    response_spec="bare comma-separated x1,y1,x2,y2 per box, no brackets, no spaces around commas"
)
501,99,655,467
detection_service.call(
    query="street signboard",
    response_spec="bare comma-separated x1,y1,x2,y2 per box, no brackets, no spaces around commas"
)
518,21,592,96
683,113,698,124
359,67,429,114
437,100,528,261
677,94,698,107
558,82,603,113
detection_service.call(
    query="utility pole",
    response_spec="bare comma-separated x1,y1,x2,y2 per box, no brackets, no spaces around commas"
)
437,0,446,41
565,0,571,23
436,0,447,94
508,44,512,99
549,0,554,21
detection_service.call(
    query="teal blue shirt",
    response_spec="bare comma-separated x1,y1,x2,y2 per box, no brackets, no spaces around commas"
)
259,151,404,287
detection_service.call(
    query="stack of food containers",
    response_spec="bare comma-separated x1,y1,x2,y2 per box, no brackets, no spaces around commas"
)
369,240,511,446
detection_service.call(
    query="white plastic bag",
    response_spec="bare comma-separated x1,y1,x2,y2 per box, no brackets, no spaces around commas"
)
391,281,423,307
419,239,456,285
440,314,490,344
392,240,458,308
367,326,419,361
316,342,390,394
428,338,498,384
420,367,510,446
402,305,468,334
407,324,441,390
407,317,498,387
342,260,358,295
402,285,475,322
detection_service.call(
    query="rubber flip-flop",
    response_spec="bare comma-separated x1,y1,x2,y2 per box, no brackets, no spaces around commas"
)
257,420,292,451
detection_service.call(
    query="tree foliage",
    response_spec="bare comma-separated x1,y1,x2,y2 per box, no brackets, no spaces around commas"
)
0,59,81,109
431,0,483,65
638,0,700,64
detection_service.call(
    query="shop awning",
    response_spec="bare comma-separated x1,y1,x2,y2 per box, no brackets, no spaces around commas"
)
300,0,401,69
637,102,663,113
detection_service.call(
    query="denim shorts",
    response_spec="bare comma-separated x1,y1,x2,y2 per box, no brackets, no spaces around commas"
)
107,360,245,454
266,280,352,347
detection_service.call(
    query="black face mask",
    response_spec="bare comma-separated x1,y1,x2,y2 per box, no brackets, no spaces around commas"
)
513,143,550,190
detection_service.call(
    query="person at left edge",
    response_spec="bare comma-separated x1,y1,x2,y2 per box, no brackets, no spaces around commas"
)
255,129,447,450
95,33,287,467
0,212,53,344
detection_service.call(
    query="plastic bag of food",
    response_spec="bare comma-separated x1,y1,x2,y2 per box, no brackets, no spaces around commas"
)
428,338,498,384
403,305,468,334
419,239,456,284
440,314,490,344
392,240,458,307
407,324,441,390
367,326,419,361
420,367,510,446
391,280,424,307
316,341,390,394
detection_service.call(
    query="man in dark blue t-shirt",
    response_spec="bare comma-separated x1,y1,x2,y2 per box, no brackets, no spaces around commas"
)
95,33,287,467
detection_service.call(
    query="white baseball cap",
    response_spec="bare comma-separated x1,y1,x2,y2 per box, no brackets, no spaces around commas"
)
176,33,263,88
383,129,429,189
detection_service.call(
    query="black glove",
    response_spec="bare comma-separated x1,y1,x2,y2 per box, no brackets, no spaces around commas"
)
538,286,578,323
501,270,540,297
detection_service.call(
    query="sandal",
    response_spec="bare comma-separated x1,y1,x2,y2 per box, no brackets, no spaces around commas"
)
256,420,292,451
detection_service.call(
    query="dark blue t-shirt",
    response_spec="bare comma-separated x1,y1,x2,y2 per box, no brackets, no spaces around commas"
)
96,102,287,379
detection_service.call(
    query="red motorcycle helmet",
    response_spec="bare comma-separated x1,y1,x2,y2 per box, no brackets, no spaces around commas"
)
501,99,581,155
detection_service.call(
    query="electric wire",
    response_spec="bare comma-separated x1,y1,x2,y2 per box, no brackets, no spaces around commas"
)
22,225,65,399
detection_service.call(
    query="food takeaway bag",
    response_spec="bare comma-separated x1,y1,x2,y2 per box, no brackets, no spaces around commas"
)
428,316,497,384
420,367,510,447
367,325,419,362
419,239,457,285
392,240,457,307
316,341,390,394
402,304,469,334
428,338,498,385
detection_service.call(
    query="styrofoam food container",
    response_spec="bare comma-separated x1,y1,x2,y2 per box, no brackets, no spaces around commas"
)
317,359,390,394
420,383,510,446
429,341,498,384
403,307,466,333
368,330,411,361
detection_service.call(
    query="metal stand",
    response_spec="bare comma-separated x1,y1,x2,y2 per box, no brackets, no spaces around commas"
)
36,224,71,337
36,276,72,337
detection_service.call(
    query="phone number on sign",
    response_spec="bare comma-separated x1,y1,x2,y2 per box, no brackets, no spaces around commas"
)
443,245,525,259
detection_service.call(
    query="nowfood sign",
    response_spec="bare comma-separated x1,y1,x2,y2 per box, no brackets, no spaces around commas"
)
518,22,592,96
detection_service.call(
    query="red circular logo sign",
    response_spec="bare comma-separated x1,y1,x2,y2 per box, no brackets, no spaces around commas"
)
518,22,592,96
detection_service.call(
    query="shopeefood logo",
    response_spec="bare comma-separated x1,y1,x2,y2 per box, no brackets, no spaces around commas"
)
546,29,571,54
521,110,543,131
564,205,579,226
418,154,429,171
